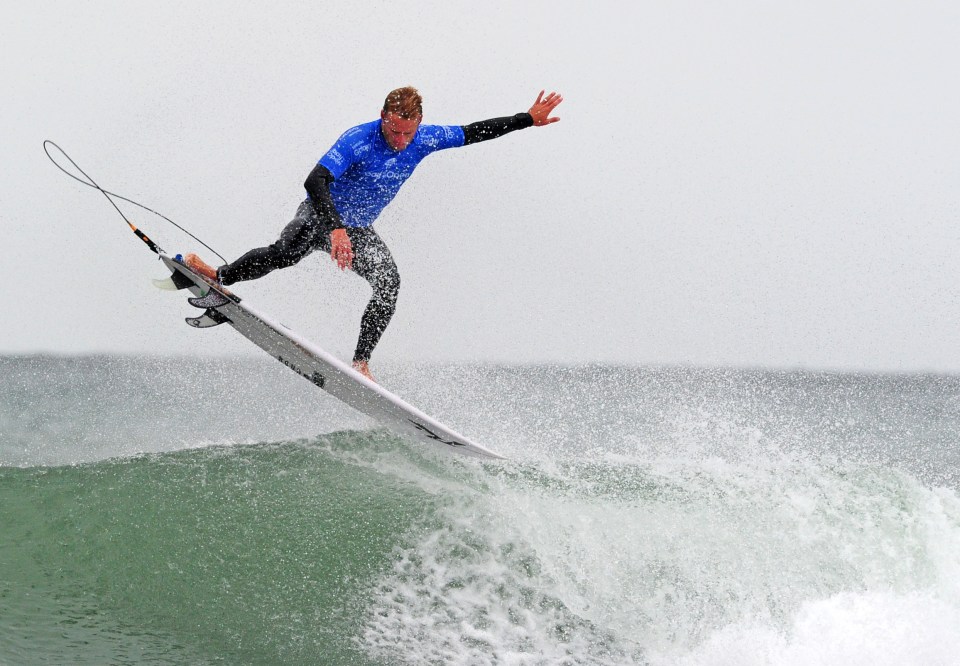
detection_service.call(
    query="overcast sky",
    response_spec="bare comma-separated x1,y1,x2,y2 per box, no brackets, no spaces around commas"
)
3,1,960,372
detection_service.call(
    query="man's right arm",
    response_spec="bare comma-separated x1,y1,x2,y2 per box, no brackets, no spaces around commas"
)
305,163,354,270
304,164,344,229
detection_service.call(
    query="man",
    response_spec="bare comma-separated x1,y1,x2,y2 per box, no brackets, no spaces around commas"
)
187,87,563,381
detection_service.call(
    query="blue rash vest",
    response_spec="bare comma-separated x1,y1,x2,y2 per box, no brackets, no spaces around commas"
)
316,119,466,228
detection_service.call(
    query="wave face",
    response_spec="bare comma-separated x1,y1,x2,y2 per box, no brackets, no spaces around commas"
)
3,356,960,664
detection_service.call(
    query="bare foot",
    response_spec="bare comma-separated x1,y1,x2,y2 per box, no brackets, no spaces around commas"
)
184,253,218,282
183,253,234,296
352,360,376,383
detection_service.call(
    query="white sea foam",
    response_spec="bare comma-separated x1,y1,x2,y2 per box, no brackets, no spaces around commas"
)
360,444,960,665
665,591,960,666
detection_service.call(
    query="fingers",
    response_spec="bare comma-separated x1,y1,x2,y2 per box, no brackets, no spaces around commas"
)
529,91,563,125
528,90,563,126
340,248,354,270
329,228,353,270
541,92,563,110
331,244,353,270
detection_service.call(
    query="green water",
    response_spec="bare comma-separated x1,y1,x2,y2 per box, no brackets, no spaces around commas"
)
2,436,427,664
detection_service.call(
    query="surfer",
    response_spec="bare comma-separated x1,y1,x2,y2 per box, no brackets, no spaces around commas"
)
186,87,563,381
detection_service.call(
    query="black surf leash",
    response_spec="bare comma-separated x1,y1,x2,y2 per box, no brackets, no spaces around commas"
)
43,140,226,264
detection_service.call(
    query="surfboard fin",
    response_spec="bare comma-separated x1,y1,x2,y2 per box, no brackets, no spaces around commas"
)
186,308,231,328
154,269,196,291
188,291,231,309
152,277,179,291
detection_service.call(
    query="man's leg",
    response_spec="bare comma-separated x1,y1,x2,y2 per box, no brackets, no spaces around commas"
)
347,228,401,372
218,201,324,285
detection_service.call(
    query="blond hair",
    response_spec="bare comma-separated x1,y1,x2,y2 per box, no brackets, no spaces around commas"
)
382,86,423,119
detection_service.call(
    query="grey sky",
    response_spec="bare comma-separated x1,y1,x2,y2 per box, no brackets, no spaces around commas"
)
3,1,959,372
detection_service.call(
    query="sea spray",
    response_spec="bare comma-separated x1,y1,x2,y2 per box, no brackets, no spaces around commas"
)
4,357,960,664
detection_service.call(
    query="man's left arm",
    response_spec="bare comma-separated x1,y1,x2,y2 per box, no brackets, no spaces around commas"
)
462,90,563,145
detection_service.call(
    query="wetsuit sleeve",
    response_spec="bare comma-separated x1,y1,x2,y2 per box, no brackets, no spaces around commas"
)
304,164,344,230
462,113,534,145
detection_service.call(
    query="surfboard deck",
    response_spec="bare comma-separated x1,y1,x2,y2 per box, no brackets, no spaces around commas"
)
158,253,504,459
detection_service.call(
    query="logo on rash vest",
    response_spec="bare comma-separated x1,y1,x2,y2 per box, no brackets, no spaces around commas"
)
328,149,345,167
277,355,326,388
407,419,466,448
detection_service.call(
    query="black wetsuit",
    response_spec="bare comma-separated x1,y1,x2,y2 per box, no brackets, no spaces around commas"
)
217,112,534,363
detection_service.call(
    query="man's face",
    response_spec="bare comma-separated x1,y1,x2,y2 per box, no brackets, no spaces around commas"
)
380,111,421,152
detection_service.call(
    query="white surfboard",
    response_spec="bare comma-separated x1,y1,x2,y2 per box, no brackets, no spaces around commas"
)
157,253,504,459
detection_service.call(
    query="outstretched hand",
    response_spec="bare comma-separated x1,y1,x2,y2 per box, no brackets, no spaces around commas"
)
528,90,563,126
330,228,354,270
